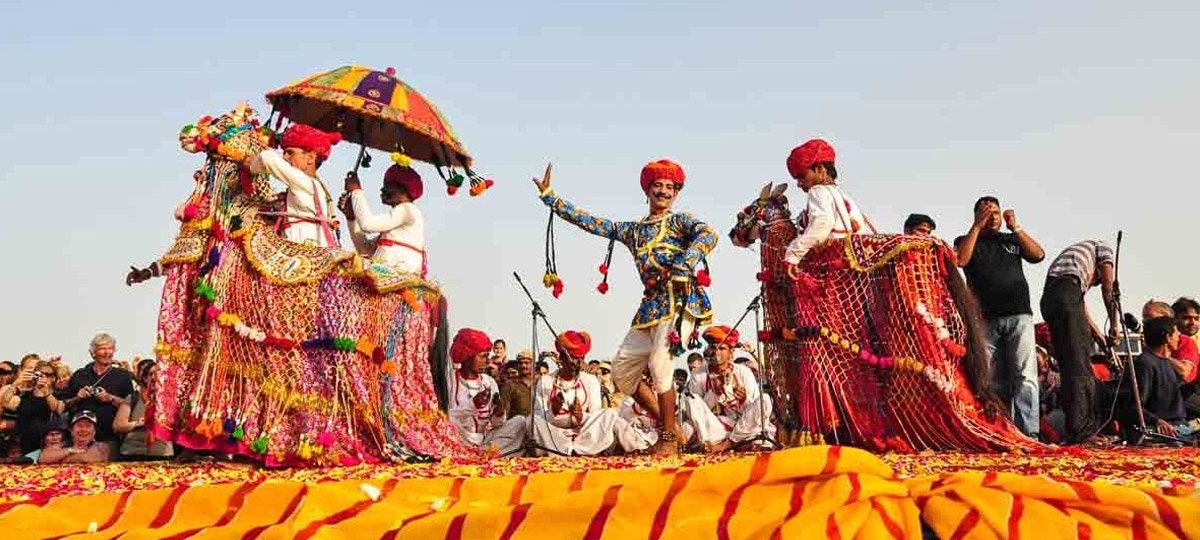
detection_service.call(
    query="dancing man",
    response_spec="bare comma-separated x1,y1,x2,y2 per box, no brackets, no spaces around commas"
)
341,163,427,276
447,328,526,454
686,325,775,452
532,330,630,455
532,161,717,454
247,124,342,247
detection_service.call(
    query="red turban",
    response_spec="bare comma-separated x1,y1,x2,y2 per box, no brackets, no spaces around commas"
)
786,139,836,179
639,159,686,192
702,325,740,346
280,124,342,161
450,328,492,365
555,330,592,361
383,165,424,201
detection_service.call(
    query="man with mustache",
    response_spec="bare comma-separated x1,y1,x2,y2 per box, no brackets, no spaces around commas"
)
533,160,717,455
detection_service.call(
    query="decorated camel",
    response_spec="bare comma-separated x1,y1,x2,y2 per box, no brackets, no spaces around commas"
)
729,183,1040,452
130,103,475,466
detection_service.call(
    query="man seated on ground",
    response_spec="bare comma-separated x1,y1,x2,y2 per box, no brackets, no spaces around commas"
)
597,361,624,409
446,329,526,454
685,325,776,452
1143,300,1200,385
1132,317,1192,439
532,331,631,456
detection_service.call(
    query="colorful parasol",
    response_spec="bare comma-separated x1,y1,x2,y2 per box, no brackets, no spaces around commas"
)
265,65,471,168
266,65,492,196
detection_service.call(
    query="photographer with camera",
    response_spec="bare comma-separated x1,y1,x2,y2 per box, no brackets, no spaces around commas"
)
64,334,133,449
0,359,65,454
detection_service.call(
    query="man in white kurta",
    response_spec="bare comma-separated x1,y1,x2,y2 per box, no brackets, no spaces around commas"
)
685,325,775,452
446,329,526,454
342,164,427,275
247,124,341,248
531,330,631,455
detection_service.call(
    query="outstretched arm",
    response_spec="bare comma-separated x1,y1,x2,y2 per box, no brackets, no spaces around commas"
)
533,164,629,241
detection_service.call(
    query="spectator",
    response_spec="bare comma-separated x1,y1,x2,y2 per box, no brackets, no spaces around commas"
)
25,415,68,464
539,351,560,374
1142,300,1199,384
535,361,550,377
1172,297,1200,419
1131,317,1191,438
0,361,15,387
586,359,601,375
113,359,173,461
64,333,134,448
597,361,624,408
489,339,508,375
1040,239,1119,445
903,214,936,237
687,352,705,375
1,360,66,454
955,196,1045,438
502,360,520,382
38,410,110,464
497,354,533,420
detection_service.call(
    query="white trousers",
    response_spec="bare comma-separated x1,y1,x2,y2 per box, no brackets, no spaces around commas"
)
612,314,697,395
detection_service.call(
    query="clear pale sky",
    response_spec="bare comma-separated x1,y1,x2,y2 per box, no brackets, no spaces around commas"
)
2,1,1198,366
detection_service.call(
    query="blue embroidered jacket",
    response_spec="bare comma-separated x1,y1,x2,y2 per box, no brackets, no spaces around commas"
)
541,189,717,328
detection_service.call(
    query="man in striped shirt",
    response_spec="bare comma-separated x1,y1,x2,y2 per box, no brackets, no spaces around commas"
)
1040,239,1119,445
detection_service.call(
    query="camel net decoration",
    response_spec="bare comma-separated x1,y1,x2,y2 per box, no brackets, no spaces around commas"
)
759,234,1038,453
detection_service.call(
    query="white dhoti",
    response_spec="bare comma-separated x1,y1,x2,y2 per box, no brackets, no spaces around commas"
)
612,315,697,395
617,396,696,452
681,394,729,445
688,395,776,444
449,411,527,455
532,408,629,456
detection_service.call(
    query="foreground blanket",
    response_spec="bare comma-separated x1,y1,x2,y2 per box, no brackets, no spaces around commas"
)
2,446,1197,539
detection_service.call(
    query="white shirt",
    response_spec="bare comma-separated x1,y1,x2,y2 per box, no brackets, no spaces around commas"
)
535,372,602,428
250,150,337,248
347,190,426,275
783,184,867,264
689,363,760,415
448,372,500,437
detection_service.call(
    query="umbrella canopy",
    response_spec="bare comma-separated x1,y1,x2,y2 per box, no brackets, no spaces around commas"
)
266,66,471,167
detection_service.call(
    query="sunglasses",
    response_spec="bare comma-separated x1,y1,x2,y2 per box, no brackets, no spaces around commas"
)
599,369,611,375
38,371,56,377
0,370,14,376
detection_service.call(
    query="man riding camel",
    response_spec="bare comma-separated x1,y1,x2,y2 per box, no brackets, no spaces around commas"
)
248,123,342,248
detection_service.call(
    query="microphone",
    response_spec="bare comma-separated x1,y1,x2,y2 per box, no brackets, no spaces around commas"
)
1122,312,1141,332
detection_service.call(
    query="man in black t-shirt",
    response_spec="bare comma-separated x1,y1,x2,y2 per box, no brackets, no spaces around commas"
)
64,333,134,445
955,196,1046,438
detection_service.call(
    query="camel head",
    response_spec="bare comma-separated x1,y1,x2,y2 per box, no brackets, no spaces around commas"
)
728,182,792,247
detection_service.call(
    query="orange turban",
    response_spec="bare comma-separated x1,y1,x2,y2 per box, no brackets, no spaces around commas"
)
554,330,592,361
383,165,424,201
786,139,835,179
702,325,740,346
639,159,686,192
450,328,492,364
279,124,342,161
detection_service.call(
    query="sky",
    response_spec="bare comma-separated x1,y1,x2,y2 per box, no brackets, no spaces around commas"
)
1,1,1198,366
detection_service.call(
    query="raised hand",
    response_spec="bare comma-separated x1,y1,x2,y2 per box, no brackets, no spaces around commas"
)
125,265,152,286
1003,209,1019,231
532,163,552,194
343,171,362,192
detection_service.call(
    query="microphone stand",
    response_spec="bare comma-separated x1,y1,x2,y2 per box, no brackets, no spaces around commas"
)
727,293,782,451
1110,233,1190,446
502,272,570,457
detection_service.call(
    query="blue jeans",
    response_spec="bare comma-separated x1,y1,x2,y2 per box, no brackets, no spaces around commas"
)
985,314,1039,437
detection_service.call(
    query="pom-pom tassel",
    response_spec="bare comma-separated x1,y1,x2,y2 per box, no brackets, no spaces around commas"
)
596,238,615,294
